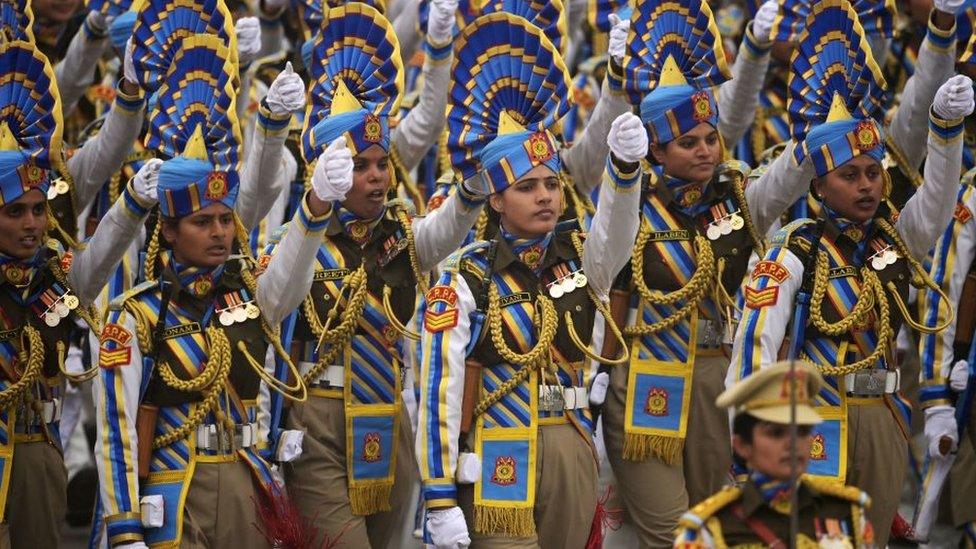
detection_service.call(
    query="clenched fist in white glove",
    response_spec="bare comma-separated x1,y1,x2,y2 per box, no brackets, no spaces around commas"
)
950,359,970,392
933,75,975,120
924,405,958,458
752,0,779,43
589,371,610,406
608,13,630,64
428,0,459,45
130,158,163,206
123,37,138,85
607,112,649,164
312,137,355,203
427,506,471,549
935,0,968,15
236,17,262,65
265,62,306,115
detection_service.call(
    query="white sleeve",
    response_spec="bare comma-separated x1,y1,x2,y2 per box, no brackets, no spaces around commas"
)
744,142,816,236
235,105,291,231
412,190,484,272
561,78,632,195
583,157,642,299
392,39,452,171
717,23,773,146
55,28,109,116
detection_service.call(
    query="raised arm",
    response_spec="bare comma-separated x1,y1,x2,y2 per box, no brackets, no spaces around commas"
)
717,5,776,146
55,12,111,116
743,141,816,235
412,187,484,272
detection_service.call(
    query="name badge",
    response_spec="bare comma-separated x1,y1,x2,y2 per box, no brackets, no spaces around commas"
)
0,328,18,342
162,322,202,340
647,230,691,242
314,269,350,282
499,292,532,307
828,266,856,279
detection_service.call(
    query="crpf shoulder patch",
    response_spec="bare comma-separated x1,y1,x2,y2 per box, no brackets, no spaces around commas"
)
751,260,790,283
425,285,459,333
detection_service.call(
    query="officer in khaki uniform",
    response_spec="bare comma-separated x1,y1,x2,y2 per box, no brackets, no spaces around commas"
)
673,361,876,548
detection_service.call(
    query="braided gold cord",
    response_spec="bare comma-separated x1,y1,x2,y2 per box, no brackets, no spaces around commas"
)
302,266,369,384
474,209,489,242
157,325,231,393
567,232,629,365
144,220,162,282
472,360,537,418
728,170,766,257
486,284,558,367
46,200,84,251
0,326,45,410
393,207,429,295
809,253,876,336
46,255,102,335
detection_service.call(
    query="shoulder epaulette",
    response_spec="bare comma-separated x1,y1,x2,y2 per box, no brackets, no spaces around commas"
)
769,218,817,248
677,486,742,530
109,280,157,311
443,241,492,274
961,167,976,188
802,475,871,508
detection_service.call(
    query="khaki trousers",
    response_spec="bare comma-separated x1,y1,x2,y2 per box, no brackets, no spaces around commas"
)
284,396,417,549
459,422,598,549
604,353,731,548
180,459,272,549
0,440,67,549
845,401,908,549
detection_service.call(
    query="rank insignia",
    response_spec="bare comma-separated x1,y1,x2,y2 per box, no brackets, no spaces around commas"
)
491,456,517,486
425,285,459,332
691,91,713,122
528,131,554,163
205,172,229,201
810,433,827,461
751,261,789,284
426,194,445,212
99,323,133,369
364,114,383,143
745,286,779,309
645,387,669,417
854,121,879,151
362,432,382,462
255,253,272,275
955,202,972,224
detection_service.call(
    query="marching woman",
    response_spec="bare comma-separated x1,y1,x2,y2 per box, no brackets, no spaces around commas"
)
93,35,327,549
416,13,643,548
0,41,159,547
589,0,820,544
267,4,485,548
729,1,973,545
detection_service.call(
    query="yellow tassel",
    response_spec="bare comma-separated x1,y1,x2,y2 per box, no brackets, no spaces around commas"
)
349,482,393,515
474,505,535,537
622,433,684,465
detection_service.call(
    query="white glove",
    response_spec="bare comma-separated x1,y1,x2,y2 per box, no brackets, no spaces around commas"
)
311,137,355,203
752,0,778,43
236,17,262,65
935,0,968,15
265,62,306,115
427,506,471,549
116,543,149,549
589,371,609,406
275,429,304,462
428,0,459,45
932,75,975,120
607,112,649,164
608,13,630,64
455,452,481,484
123,37,138,85
924,405,958,458
85,11,111,36
950,359,970,393
130,158,162,206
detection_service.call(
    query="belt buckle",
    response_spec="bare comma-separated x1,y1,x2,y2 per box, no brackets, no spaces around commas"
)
848,369,888,397
539,386,565,412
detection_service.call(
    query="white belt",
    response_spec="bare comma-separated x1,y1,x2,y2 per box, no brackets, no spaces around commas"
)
41,398,62,424
696,319,724,348
195,423,256,452
538,386,589,412
844,369,900,397
299,361,344,388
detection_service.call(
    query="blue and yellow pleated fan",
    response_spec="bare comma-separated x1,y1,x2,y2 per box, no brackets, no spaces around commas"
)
448,13,571,193
131,0,238,94
621,0,730,106
85,0,134,17
480,0,567,54
0,0,34,44
772,0,896,41
296,0,387,41
787,0,887,176
146,34,242,217
0,40,62,207
300,2,402,163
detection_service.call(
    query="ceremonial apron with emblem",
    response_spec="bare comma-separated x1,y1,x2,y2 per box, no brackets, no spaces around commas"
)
289,211,416,515
125,259,275,546
621,171,753,463
0,247,80,517
458,233,596,536
793,215,912,482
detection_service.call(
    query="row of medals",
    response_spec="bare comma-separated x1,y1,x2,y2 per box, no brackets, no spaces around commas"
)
42,291,80,327
869,246,899,271
217,301,261,326
705,210,744,240
547,270,587,299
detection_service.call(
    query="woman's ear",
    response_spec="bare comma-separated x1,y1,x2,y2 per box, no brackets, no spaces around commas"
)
811,177,824,200
489,192,505,215
731,434,753,467
160,219,178,247
650,143,666,165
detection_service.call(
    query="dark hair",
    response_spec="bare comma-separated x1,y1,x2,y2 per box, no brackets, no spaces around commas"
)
731,412,759,470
